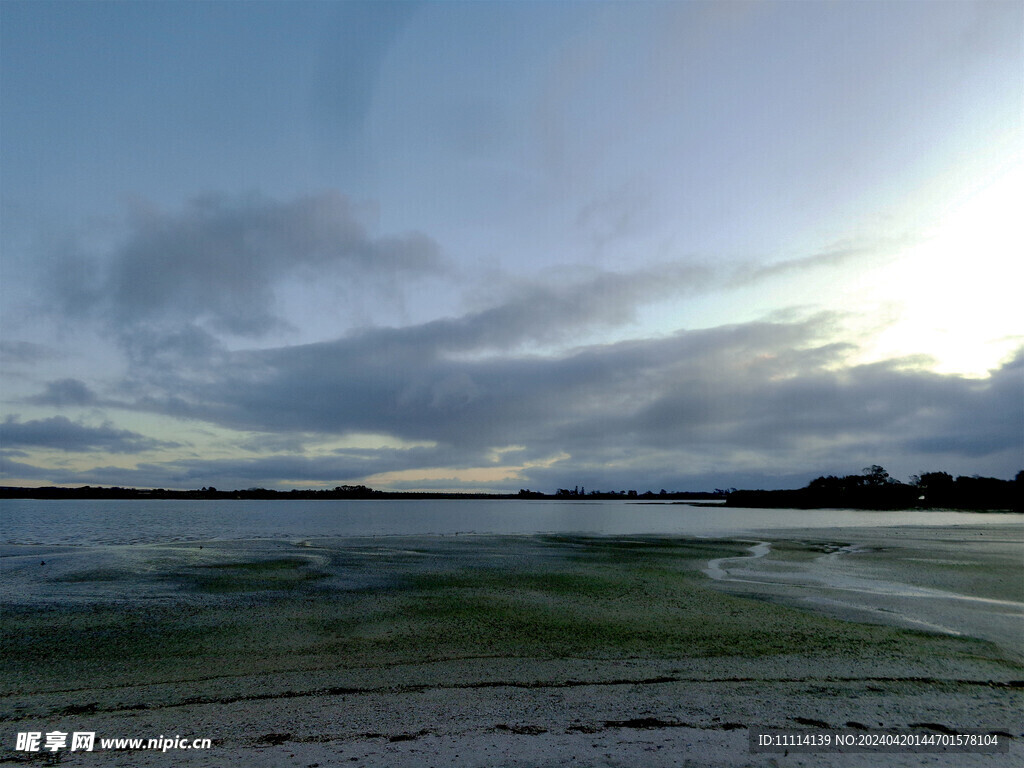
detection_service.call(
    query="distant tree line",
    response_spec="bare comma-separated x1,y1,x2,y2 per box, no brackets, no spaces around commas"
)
0,485,382,500
0,485,509,501
534,486,725,500
725,466,1023,511
2,469,1019,509
0,484,725,501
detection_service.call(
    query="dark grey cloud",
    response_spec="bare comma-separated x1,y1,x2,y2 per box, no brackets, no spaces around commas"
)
118,324,228,372
899,353,1024,459
0,416,176,454
80,259,719,407
69,303,1021,490
51,191,444,336
26,378,98,407
0,453,51,480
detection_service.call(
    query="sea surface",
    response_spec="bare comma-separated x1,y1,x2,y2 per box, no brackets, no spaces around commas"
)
1,498,1020,546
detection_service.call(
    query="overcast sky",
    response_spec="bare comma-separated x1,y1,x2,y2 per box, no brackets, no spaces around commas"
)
1,0,1021,492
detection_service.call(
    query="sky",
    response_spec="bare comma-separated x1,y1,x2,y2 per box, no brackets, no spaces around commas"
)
1,0,1021,493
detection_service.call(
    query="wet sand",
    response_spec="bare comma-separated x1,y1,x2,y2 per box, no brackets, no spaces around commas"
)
704,524,1024,663
1,527,1021,766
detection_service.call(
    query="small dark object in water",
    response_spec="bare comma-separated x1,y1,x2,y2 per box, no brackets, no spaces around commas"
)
40,561,45,566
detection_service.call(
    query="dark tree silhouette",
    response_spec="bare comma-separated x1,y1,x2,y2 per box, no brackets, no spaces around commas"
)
862,465,891,486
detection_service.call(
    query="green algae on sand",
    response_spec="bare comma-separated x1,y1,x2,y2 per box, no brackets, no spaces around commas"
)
2,535,1012,703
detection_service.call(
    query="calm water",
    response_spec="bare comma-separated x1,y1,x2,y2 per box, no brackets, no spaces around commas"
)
1,498,1020,546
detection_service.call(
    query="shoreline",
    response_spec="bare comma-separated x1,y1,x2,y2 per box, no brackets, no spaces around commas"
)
2,527,1021,765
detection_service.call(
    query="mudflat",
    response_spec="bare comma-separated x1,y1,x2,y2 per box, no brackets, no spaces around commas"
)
1,527,1021,766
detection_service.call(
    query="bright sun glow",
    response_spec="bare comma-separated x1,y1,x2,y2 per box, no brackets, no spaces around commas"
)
863,161,1024,377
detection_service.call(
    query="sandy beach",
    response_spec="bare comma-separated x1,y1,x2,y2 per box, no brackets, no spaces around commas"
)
2,525,1021,766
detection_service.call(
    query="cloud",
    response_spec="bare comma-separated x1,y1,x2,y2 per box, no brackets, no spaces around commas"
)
728,237,903,287
58,302,1020,490
407,261,716,354
14,231,1023,491
898,351,1024,458
50,191,445,337
0,444,475,491
0,340,54,365
61,258,719,403
0,453,52,480
575,183,654,251
26,378,98,407
0,416,176,454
